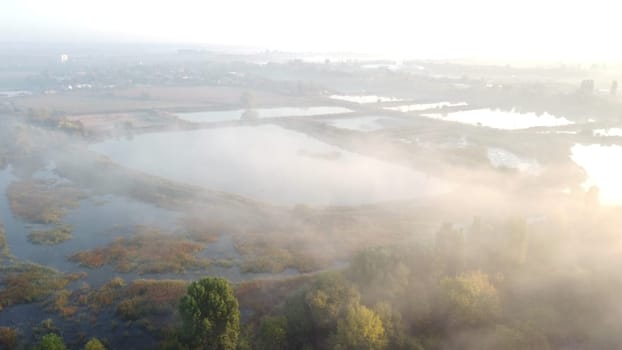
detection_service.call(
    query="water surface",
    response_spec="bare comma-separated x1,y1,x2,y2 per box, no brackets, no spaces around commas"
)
571,144,622,205
324,116,405,132
329,95,402,104
91,125,447,206
0,90,31,98
177,106,351,123
487,148,541,175
385,101,468,112
421,109,573,130
594,128,622,137
0,166,180,279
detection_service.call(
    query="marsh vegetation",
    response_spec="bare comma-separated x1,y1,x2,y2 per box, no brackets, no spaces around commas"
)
1,41,622,349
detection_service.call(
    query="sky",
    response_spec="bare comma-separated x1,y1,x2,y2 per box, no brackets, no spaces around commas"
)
1,0,620,61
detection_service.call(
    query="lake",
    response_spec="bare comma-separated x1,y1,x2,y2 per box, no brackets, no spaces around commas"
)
0,90,32,98
385,101,468,112
421,109,574,130
329,95,402,104
487,148,541,175
594,128,622,137
0,165,305,284
91,125,447,206
176,106,352,123
0,165,180,282
571,144,622,205
324,116,406,132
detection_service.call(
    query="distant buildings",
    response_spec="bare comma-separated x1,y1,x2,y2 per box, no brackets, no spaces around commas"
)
60,54,69,64
579,79,595,94
578,79,619,96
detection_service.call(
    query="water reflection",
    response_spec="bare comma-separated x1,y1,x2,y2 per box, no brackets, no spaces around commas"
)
329,95,402,104
571,144,622,205
593,128,622,137
176,106,351,123
0,166,179,277
324,116,404,132
91,125,448,206
487,148,541,175
422,109,573,130
385,101,468,112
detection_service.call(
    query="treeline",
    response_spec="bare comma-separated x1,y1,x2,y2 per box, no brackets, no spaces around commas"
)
238,215,622,349
11,211,622,349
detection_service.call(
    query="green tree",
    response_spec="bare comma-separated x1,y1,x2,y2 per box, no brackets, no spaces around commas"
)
84,338,106,350
284,273,359,349
179,277,240,350
491,325,550,350
505,218,529,266
304,272,360,330
434,223,465,275
348,247,410,302
256,316,288,350
33,333,66,350
330,304,387,350
439,270,500,327
284,292,314,349
373,303,423,350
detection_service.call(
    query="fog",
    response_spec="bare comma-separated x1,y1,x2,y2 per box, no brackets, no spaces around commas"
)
3,0,622,61
2,2,622,349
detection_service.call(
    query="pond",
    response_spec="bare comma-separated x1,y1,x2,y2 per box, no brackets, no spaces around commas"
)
0,164,313,285
487,148,541,175
323,116,406,132
0,165,181,283
91,125,447,206
385,101,468,112
593,128,622,137
329,95,402,104
176,106,352,123
571,144,622,206
421,109,574,130
0,90,32,98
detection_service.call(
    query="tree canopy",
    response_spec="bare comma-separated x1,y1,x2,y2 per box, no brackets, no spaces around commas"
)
84,338,106,350
179,277,240,350
331,304,387,350
33,333,66,350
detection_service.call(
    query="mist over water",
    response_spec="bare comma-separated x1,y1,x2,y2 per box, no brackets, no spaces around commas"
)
91,125,448,206
176,107,352,123
422,109,574,130
571,143,622,205
3,2,622,348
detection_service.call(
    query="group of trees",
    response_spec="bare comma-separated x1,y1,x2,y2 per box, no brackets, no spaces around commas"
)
24,210,622,349
236,214,621,350
31,334,105,350
163,215,604,350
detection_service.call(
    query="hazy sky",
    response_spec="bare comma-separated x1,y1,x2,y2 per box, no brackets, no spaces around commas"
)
1,0,619,61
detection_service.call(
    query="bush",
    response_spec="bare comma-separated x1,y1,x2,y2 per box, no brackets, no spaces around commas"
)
84,338,106,350
33,333,66,350
0,327,18,350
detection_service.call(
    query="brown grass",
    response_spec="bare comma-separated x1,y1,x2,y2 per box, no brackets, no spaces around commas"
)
0,222,8,256
7,180,85,224
0,327,18,349
0,262,76,310
28,225,73,245
69,226,209,274
115,279,188,321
